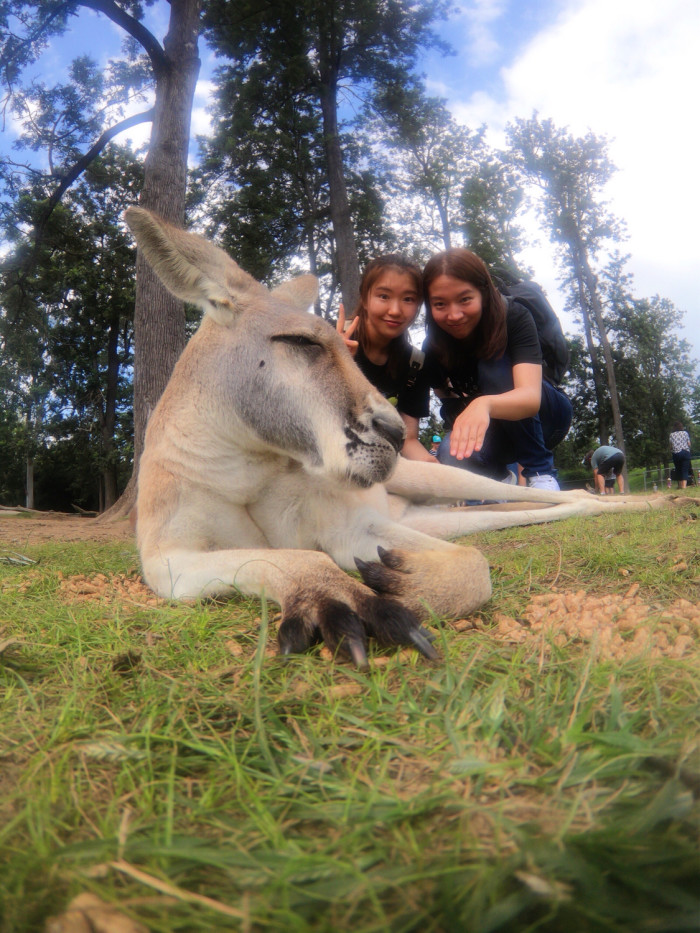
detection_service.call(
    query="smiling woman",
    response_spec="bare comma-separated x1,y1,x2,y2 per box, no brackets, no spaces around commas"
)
336,254,433,462
416,247,573,489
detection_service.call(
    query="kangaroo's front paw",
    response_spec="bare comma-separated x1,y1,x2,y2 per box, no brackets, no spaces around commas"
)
278,595,369,667
277,581,439,669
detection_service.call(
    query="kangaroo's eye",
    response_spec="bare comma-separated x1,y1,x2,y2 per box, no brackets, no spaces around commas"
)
272,334,321,350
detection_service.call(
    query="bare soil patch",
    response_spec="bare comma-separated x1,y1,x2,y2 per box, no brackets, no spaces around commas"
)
55,571,162,607
0,511,133,545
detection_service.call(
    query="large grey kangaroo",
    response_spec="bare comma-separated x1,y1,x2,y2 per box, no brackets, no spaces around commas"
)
127,208,672,667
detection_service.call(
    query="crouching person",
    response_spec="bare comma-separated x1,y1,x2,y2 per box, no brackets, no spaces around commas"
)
421,249,572,490
585,446,625,494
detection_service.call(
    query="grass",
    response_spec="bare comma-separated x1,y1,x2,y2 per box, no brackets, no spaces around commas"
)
1,501,699,933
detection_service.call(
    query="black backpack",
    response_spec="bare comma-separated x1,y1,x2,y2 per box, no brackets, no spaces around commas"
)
501,281,570,386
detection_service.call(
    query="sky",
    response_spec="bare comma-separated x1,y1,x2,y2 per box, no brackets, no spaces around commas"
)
4,0,700,368
419,0,700,368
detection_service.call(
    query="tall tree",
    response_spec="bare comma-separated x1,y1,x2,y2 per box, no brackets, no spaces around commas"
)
508,116,627,461
0,0,203,515
460,150,530,283
603,254,697,468
371,82,485,252
196,83,390,317
0,146,139,510
196,89,331,289
202,0,449,314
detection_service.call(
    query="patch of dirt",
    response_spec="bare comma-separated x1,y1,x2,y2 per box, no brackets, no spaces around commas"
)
46,893,149,933
56,572,162,607
455,584,700,660
0,512,133,544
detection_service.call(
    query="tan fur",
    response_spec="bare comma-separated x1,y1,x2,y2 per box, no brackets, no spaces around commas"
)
127,207,677,666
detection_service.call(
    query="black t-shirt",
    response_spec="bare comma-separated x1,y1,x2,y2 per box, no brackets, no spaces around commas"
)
354,343,430,419
421,300,543,428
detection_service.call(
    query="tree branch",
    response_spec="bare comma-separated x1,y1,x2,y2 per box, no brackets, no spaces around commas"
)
43,107,154,217
5,107,154,315
79,0,168,72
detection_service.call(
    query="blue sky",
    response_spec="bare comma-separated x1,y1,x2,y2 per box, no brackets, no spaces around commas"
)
420,0,700,370
4,0,700,369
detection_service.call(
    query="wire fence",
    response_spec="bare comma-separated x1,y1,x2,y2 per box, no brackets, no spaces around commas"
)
640,460,699,492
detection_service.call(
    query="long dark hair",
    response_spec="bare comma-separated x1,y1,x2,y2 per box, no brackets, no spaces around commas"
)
353,255,422,377
423,248,507,369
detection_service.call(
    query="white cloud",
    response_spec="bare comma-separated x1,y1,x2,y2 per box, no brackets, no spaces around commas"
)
191,79,216,140
444,0,700,365
463,0,508,66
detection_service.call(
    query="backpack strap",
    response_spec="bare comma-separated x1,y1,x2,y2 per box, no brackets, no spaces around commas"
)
405,347,425,389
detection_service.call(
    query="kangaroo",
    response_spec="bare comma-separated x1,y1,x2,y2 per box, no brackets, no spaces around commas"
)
127,208,676,668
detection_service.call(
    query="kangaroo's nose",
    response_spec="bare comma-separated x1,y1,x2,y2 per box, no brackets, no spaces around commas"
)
372,409,405,452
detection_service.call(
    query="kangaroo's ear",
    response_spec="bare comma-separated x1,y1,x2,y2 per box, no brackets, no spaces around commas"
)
125,207,267,325
271,274,318,313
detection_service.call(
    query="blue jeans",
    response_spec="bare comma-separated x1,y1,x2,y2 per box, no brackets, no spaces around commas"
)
437,355,572,480
672,450,691,481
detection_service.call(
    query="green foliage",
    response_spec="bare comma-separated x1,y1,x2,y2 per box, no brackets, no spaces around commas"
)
606,285,698,467
0,3,151,237
507,115,622,253
203,0,450,84
553,248,699,471
0,405,25,504
200,0,452,308
556,335,601,460
461,151,531,283
0,2,156,508
0,147,141,509
194,76,331,286
2,0,203,497
370,80,485,251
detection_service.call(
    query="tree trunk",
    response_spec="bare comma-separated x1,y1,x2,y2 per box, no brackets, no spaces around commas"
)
580,259,625,445
306,229,324,317
100,314,121,510
100,0,202,520
570,234,628,486
573,268,609,442
25,458,34,510
318,77,361,315
436,194,452,250
102,460,118,511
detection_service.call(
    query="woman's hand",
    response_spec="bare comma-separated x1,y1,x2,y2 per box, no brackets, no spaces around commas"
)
336,303,359,357
450,397,491,460
400,413,439,463
447,363,542,461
